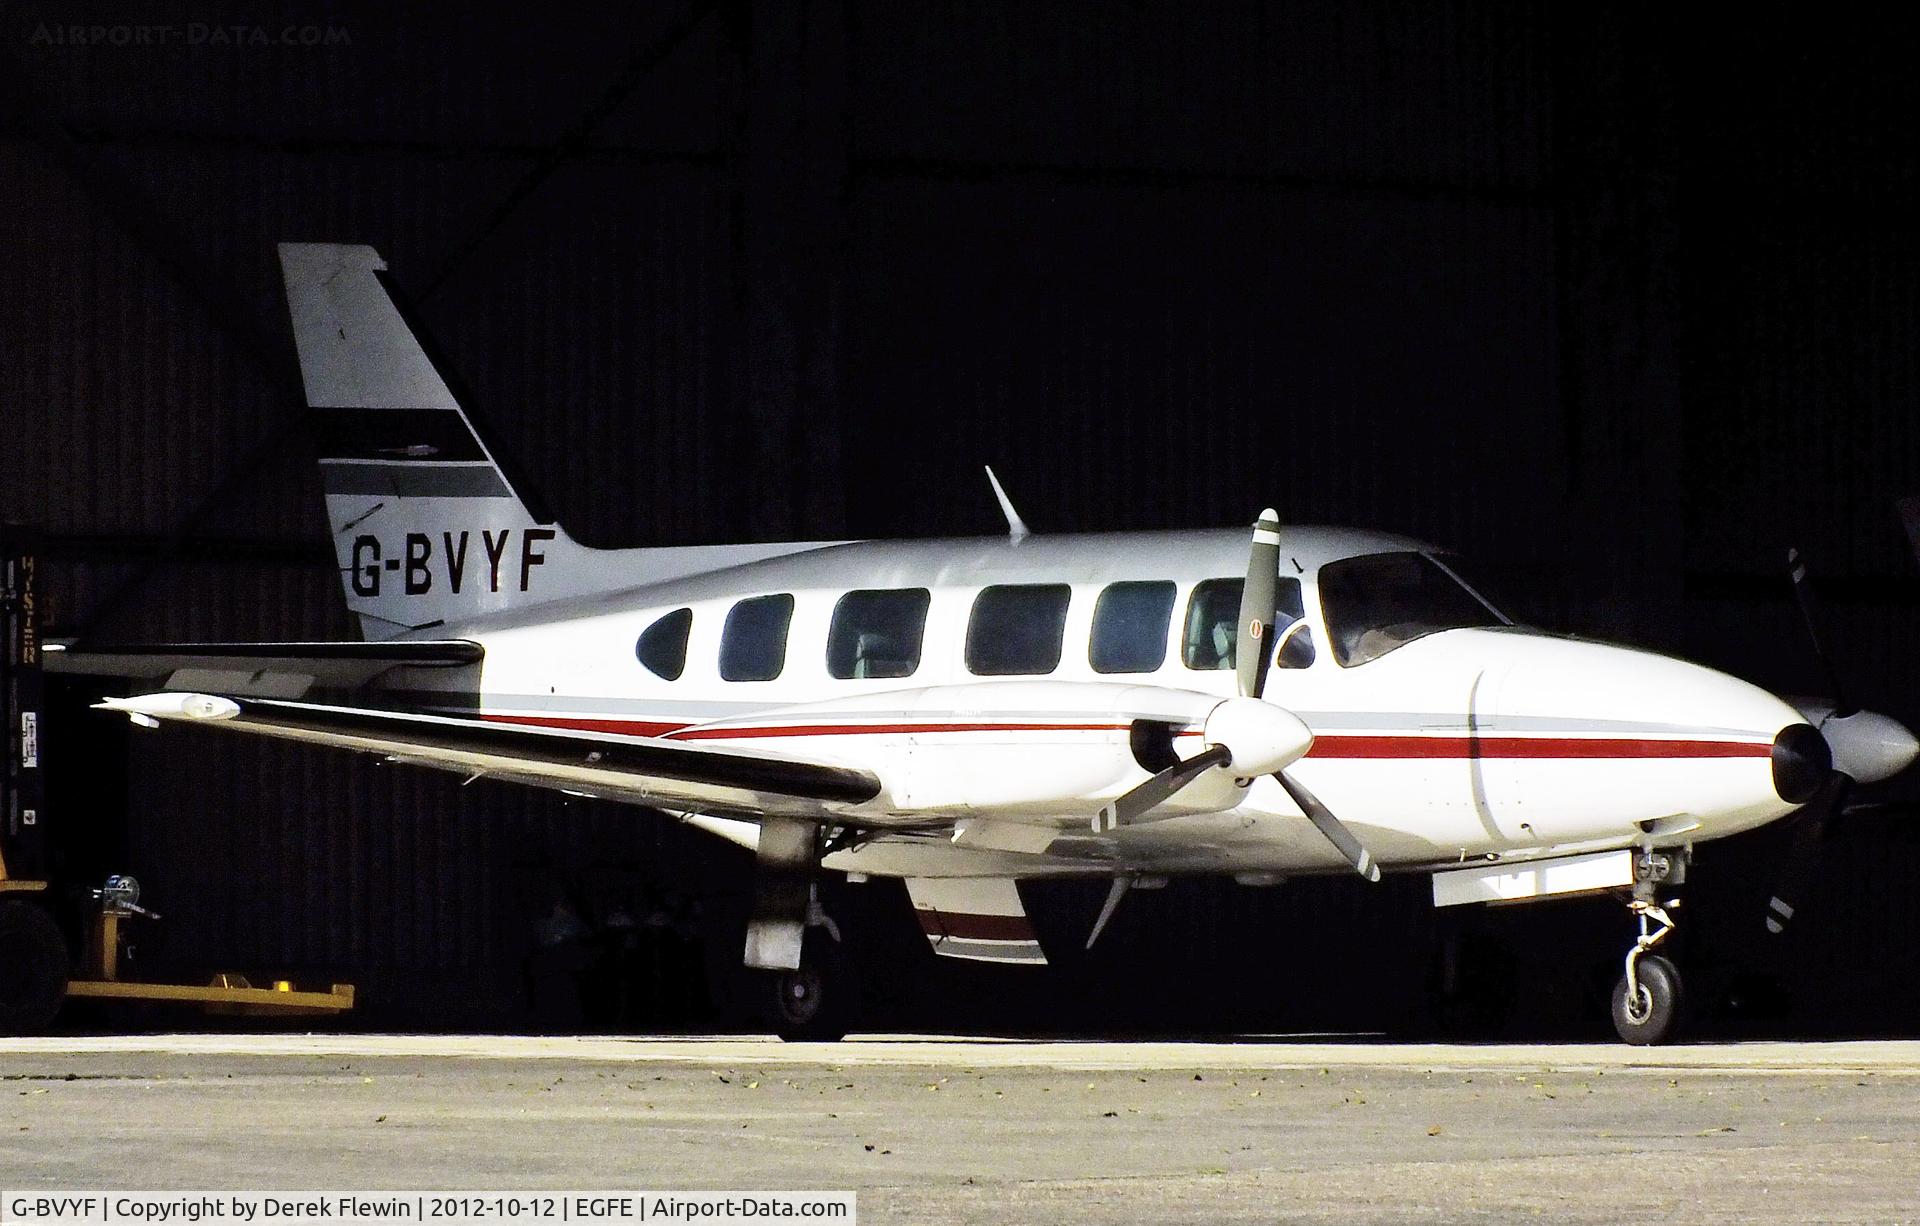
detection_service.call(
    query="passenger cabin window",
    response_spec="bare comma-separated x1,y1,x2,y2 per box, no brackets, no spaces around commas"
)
1182,578,1314,672
966,584,1071,676
720,594,794,681
1318,551,1506,667
1089,580,1175,674
827,588,931,679
635,607,692,680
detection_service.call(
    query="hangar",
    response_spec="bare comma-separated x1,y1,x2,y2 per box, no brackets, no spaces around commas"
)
2,4,1916,1038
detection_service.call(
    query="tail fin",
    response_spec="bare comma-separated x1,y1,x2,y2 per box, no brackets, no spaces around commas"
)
280,243,839,639
280,242,581,639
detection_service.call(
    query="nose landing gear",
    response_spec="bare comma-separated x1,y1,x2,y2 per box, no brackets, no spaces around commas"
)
1611,853,1685,1045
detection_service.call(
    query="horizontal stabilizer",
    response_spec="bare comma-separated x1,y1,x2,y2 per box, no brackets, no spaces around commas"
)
45,640,481,697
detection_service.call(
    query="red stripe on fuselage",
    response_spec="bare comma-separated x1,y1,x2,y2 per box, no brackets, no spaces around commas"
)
481,713,689,737
1308,735,1771,760
476,713,1770,759
670,721,1132,741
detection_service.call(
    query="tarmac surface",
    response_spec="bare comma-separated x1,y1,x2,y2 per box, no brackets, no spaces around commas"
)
3,1035,1919,1223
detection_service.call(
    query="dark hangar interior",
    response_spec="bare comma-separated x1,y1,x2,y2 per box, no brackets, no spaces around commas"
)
2,3,1916,1036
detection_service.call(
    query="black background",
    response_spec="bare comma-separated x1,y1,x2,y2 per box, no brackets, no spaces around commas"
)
1,2,1916,1036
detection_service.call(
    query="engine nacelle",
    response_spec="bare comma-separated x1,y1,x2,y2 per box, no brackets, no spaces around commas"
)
682,680,1301,820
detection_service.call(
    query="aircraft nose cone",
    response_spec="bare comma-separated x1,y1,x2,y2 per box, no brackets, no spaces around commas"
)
1821,709,1920,785
1771,723,1832,805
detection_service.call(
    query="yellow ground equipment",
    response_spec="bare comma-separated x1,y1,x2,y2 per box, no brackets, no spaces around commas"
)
2,533,352,1033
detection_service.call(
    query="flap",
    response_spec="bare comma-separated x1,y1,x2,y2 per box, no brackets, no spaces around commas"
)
905,876,1047,965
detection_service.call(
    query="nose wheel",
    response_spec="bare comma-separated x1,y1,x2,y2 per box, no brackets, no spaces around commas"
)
1611,894,1684,1045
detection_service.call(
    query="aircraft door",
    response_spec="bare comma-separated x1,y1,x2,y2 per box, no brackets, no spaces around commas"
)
1462,659,1529,844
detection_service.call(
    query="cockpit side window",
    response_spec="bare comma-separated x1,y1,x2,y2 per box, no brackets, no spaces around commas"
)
1181,577,1312,672
1182,579,1240,670
1273,579,1315,669
1318,551,1507,667
1275,620,1317,669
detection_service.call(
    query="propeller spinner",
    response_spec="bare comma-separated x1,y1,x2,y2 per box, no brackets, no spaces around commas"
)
1765,547,1919,935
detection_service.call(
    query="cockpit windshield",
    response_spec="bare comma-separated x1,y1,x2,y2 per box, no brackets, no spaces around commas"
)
1317,551,1509,666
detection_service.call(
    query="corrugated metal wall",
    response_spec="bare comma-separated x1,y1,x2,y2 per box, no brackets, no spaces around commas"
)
841,2,1563,548
2,1,1916,1032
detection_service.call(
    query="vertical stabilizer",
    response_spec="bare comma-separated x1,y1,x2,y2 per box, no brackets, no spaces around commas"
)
280,242,577,639
279,243,834,639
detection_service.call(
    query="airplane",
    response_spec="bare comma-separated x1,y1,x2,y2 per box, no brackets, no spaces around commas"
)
47,242,1919,1045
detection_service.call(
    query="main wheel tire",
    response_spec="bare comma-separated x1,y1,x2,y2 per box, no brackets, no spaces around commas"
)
1611,954,1682,1046
768,931,853,1042
0,900,69,1036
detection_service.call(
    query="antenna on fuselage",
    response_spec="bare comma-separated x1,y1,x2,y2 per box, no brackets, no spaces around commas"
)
984,466,1030,543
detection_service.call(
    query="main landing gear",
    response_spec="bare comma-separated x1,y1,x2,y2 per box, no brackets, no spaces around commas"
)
745,818,858,1042
1611,851,1685,1045
765,893,855,1043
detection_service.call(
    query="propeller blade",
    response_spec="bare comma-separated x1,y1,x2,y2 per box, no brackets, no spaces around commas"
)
1237,509,1283,700
1765,771,1850,935
1833,799,1920,821
1084,875,1134,950
1275,770,1381,882
1896,496,1920,574
1094,744,1233,831
1787,547,1854,717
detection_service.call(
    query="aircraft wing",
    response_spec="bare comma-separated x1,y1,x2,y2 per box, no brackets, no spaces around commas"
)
96,692,882,820
44,640,482,697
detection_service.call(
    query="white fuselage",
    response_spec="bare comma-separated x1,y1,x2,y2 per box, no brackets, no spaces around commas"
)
381,526,1806,881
